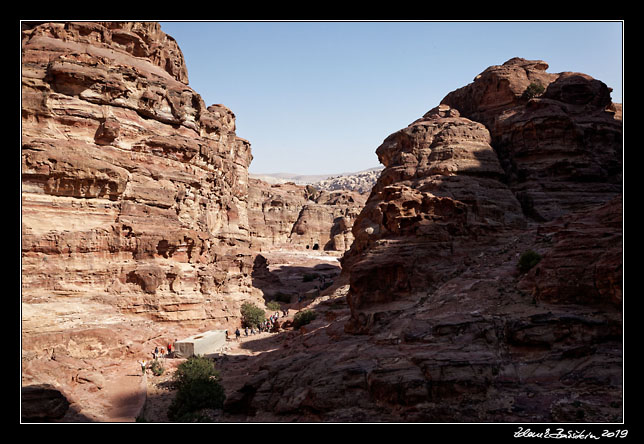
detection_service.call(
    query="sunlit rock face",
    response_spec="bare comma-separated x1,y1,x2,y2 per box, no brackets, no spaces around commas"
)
247,178,367,253
442,57,622,222
22,21,260,330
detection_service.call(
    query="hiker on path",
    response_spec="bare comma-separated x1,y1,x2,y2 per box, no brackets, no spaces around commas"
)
167,342,172,356
138,359,147,375
235,328,241,340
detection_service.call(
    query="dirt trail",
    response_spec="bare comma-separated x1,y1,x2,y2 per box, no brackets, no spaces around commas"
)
140,308,306,422
105,373,147,422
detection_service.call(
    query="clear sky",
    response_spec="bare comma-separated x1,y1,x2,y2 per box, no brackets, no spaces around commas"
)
159,21,623,176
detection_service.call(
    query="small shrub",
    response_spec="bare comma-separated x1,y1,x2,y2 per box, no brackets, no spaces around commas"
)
293,309,317,329
240,302,265,328
173,411,214,423
150,359,165,376
168,356,225,422
266,301,281,312
173,355,220,389
518,249,542,273
168,378,225,422
523,82,545,99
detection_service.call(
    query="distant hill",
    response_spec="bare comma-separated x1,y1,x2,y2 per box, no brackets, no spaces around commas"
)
250,166,384,194
311,167,384,194
249,172,333,185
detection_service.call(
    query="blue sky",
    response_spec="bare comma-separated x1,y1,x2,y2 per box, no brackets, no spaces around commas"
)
159,21,623,175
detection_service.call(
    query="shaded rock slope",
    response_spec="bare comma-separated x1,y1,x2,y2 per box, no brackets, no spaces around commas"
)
219,58,623,423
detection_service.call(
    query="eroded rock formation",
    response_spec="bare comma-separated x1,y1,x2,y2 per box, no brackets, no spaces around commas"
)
220,58,622,423
442,57,622,221
22,27,622,423
22,21,261,329
343,104,527,332
248,179,367,252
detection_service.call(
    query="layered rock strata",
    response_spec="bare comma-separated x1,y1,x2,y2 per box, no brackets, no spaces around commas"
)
22,21,259,327
343,104,527,332
442,57,622,221
248,179,367,252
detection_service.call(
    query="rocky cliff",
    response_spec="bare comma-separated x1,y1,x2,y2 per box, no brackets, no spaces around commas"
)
220,58,622,422
248,178,367,252
22,27,622,422
441,57,622,221
22,21,261,329
20,22,369,421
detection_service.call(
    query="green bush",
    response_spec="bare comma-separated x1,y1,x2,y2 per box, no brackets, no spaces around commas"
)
518,249,542,273
266,301,281,312
168,356,225,422
172,355,220,388
523,82,545,99
293,309,317,329
150,359,165,376
168,378,225,422
240,302,265,328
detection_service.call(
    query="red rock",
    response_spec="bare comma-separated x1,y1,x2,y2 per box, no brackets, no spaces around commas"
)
218,60,622,423
248,178,367,252
442,57,622,221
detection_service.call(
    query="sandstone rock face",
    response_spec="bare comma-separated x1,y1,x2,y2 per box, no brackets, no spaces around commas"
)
220,59,622,423
22,21,259,328
518,195,622,307
343,104,527,332
248,179,367,252
442,57,622,221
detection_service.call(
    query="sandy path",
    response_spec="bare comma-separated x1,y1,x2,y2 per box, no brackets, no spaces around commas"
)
105,371,148,422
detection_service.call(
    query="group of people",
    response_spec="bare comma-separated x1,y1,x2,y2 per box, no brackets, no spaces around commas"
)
137,340,176,375
235,311,287,340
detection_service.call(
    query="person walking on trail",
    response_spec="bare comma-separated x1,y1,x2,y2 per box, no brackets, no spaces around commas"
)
167,342,172,356
138,359,147,375
235,328,241,341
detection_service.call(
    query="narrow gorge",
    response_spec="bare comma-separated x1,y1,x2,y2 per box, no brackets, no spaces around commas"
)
21,22,622,423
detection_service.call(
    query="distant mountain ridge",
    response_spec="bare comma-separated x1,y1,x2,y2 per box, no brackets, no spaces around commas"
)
250,166,384,194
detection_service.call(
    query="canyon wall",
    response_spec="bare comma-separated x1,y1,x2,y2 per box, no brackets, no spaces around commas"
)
22,21,260,331
22,24,622,422
248,178,367,252
20,22,368,420
223,58,623,422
